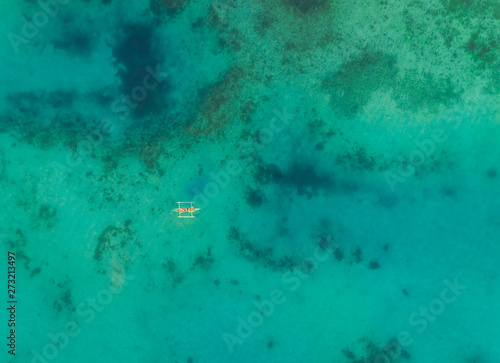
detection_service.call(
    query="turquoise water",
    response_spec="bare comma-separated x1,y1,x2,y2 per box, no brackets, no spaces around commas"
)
1,0,499,362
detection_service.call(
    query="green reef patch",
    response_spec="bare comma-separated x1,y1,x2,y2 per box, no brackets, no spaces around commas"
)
322,52,398,118
323,50,463,115
52,276,74,313
39,204,58,229
446,0,500,19
280,0,331,16
228,226,295,272
394,71,460,110
93,220,141,275
341,337,411,362
465,31,498,65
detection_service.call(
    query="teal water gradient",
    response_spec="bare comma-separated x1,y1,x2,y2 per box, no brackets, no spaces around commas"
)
1,0,499,362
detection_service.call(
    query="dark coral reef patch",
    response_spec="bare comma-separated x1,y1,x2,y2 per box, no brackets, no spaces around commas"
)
150,0,191,18
112,22,169,118
281,0,330,16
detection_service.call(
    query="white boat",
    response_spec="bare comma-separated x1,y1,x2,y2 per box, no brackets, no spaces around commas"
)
172,202,200,218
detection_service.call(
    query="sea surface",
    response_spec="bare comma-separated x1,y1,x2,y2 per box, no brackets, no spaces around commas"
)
1,0,499,362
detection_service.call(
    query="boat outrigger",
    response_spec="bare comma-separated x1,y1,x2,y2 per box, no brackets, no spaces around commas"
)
172,202,200,218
